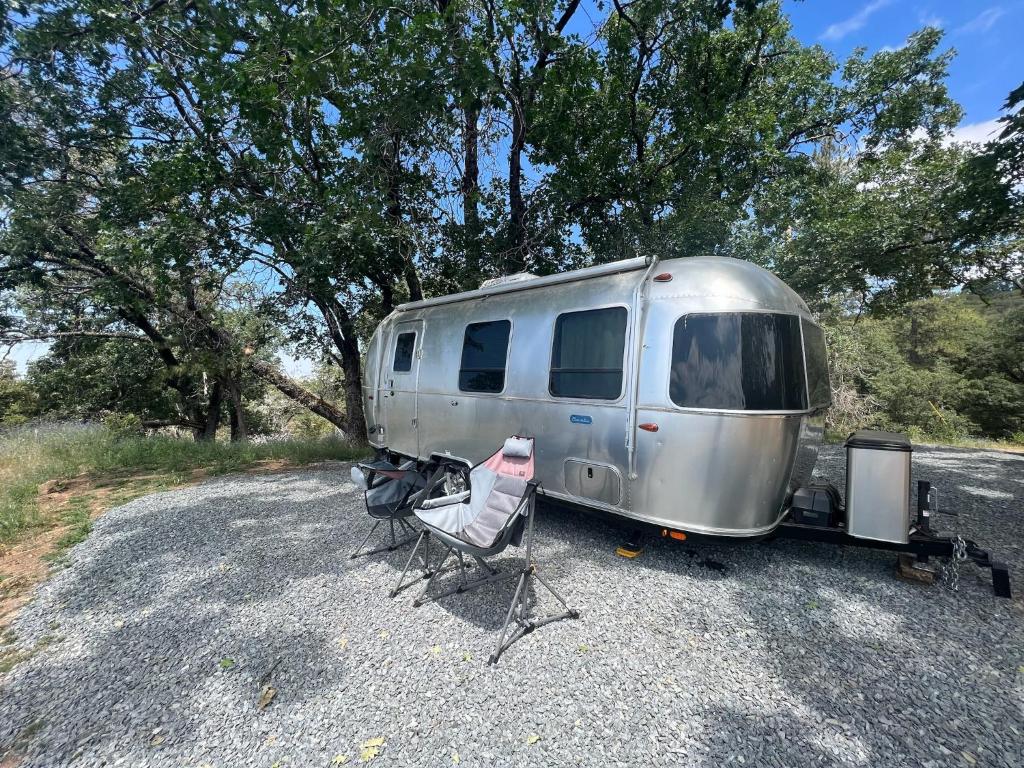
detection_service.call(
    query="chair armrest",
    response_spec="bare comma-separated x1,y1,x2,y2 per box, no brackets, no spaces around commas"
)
418,490,470,510
408,465,449,509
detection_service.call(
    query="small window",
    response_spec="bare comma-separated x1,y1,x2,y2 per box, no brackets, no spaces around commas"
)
802,319,831,409
550,307,627,400
459,320,511,393
670,313,806,410
392,331,416,372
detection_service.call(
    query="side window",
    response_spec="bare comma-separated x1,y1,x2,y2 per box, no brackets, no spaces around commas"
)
392,331,416,372
801,319,831,409
549,307,628,400
459,320,512,393
670,313,806,410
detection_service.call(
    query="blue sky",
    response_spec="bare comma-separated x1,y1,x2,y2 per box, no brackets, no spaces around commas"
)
787,0,1022,138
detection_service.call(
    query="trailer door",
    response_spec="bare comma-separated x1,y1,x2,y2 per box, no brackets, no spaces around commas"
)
381,319,423,456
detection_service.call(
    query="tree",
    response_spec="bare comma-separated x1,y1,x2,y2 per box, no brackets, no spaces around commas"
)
3,0,1010,443
0,360,37,425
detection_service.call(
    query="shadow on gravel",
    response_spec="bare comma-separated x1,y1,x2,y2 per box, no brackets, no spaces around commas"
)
1,447,1021,768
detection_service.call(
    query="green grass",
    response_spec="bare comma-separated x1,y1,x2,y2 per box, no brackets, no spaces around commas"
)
0,424,368,545
824,429,1024,453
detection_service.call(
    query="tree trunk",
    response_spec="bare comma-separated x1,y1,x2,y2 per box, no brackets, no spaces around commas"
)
197,379,222,442
227,376,248,442
908,314,922,366
436,0,482,287
463,100,482,284
384,133,424,303
248,358,351,434
334,329,366,437
507,107,527,274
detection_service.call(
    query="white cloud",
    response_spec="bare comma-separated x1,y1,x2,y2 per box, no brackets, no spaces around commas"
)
956,7,1005,34
944,118,1002,146
918,10,945,28
821,0,891,42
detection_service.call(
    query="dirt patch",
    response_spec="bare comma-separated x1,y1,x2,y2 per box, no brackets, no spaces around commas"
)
0,526,66,632
0,459,343,636
1,473,194,634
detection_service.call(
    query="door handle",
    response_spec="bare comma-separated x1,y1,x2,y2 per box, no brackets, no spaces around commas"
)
450,400,458,406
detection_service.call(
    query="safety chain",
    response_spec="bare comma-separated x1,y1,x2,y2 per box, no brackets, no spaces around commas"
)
943,535,968,592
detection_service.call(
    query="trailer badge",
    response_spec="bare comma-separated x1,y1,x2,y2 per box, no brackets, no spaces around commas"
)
569,414,592,425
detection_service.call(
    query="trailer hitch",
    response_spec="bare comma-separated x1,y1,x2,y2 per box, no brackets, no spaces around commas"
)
912,481,1012,598
961,539,1012,599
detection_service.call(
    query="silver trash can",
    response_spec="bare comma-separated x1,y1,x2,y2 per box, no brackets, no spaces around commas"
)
845,430,912,544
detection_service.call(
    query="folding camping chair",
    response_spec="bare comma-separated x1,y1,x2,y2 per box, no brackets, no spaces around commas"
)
349,458,426,559
390,436,578,664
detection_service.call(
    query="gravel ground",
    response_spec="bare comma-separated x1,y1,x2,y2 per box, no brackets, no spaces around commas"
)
1,444,1022,768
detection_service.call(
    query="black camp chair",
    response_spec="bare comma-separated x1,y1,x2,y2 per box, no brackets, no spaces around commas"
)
349,458,426,559
391,436,578,664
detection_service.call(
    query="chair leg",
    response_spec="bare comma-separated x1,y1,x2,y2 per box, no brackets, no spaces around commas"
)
350,520,382,559
413,551,517,607
490,568,530,665
351,511,420,561
413,544,455,607
391,531,431,598
473,555,499,575
488,564,579,665
532,566,578,617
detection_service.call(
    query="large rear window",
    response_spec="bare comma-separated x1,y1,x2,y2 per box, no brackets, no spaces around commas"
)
801,319,831,409
670,313,807,411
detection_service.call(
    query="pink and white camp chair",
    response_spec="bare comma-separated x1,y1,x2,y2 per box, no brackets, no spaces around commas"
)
390,436,577,664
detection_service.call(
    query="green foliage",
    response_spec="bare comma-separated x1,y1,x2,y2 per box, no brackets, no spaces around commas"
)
0,0,1020,444
0,361,37,425
101,413,144,439
29,339,176,424
821,295,1024,442
0,423,367,543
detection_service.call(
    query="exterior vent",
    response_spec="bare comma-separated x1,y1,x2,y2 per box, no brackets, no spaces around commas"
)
479,272,540,289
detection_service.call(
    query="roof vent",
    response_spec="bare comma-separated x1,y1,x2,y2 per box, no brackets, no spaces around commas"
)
479,272,540,289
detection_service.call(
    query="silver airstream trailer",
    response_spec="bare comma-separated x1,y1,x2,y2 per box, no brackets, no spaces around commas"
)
361,256,831,538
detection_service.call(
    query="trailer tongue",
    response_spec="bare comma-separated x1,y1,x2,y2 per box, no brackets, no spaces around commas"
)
764,430,1011,598
613,429,1013,599
778,481,1012,599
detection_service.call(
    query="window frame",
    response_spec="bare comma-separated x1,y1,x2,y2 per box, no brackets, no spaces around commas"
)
547,303,630,402
391,330,417,373
666,310,811,415
457,318,513,395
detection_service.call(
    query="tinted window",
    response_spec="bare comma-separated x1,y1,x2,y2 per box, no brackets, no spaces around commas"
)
802,319,831,409
459,320,511,393
550,307,627,400
392,331,416,372
670,313,806,410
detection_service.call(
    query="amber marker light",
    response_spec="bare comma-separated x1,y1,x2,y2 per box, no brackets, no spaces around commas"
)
652,272,673,282
638,423,659,432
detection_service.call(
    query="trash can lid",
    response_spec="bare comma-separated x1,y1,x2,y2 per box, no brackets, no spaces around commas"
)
845,430,913,452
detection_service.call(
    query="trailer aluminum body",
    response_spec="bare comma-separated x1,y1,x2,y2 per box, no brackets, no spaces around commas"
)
362,256,829,538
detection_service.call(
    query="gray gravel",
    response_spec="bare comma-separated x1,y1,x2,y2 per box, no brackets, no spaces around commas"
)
1,444,1022,768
